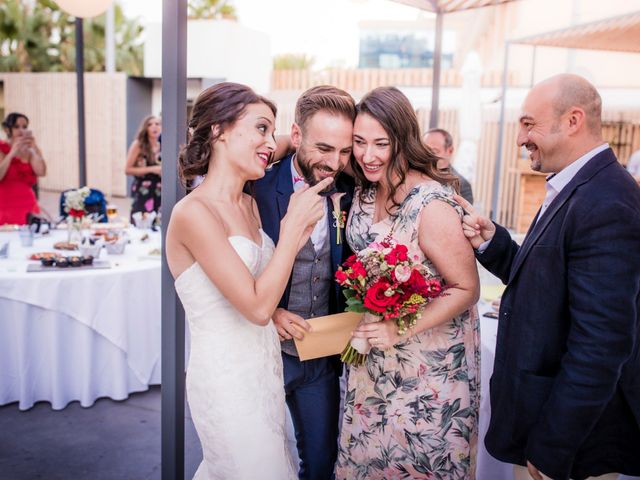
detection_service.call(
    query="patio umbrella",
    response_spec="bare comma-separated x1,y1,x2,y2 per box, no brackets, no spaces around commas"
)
388,0,521,127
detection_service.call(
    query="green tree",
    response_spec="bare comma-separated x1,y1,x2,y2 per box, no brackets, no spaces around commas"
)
0,0,144,75
188,0,238,20
273,53,315,70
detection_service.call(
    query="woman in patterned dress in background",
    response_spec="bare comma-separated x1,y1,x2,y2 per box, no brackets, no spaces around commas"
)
335,86,480,480
125,115,162,220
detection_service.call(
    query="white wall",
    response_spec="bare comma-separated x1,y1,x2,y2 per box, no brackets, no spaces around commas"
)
144,19,272,94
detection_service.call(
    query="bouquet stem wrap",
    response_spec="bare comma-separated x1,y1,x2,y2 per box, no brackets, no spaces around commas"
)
341,311,381,366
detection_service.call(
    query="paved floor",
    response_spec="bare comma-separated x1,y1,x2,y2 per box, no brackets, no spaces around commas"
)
0,387,202,480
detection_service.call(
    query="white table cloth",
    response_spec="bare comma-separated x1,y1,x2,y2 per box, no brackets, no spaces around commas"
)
0,228,161,410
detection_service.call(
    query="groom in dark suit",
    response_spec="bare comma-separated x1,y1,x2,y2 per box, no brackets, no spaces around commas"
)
253,85,356,479
457,74,640,480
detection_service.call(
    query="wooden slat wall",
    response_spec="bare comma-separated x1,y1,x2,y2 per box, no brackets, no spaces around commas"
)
602,110,640,166
473,107,522,228
0,72,128,198
275,102,639,233
272,68,516,91
2,71,637,230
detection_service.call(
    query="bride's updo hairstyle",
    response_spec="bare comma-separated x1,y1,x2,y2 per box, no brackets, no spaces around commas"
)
178,82,277,184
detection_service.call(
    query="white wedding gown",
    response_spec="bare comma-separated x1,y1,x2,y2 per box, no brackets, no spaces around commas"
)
174,230,296,480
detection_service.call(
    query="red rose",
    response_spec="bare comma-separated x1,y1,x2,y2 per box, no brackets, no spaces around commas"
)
405,269,428,294
385,244,409,265
384,251,398,266
395,244,408,261
364,278,400,313
335,269,348,284
344,254,357,267
350,261,367,279
424,278,443,298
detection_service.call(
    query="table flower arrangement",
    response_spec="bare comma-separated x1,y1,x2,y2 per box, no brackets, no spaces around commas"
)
335,239,445,365
64,186,91,243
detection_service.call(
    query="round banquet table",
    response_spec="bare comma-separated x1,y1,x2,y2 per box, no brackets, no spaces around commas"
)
0,227,161,410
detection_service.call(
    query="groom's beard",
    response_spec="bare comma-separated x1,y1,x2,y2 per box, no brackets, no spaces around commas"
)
296,150,340,196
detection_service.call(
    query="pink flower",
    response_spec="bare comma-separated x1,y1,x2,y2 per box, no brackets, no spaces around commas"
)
394,264,411,283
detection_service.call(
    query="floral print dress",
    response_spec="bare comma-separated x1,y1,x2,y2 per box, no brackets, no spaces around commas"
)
335,181,480,480
130,153,161,221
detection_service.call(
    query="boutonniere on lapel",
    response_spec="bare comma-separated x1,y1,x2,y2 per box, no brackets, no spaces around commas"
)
330,192,346,245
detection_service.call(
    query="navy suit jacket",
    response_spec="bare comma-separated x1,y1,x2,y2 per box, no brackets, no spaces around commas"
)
478,148,640,480
252,154,354,314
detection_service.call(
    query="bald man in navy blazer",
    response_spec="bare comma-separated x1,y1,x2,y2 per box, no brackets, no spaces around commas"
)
458,74,640,480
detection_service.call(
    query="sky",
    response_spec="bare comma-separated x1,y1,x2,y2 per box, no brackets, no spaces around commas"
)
120,0,433,68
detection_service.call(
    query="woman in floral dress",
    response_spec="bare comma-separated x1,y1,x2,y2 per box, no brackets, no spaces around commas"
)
125,115,162,220
335,87,480,480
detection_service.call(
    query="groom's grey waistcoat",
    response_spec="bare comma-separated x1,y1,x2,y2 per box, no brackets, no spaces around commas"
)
281,235,332,356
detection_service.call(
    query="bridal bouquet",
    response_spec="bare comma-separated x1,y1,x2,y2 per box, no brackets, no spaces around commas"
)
335,239,445,365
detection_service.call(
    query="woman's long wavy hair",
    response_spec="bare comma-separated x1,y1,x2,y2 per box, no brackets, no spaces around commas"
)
178,82,277,186
134,115,161,167
352,86,458,211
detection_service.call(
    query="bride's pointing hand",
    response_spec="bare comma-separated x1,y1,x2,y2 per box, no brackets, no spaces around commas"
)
282,177,334,247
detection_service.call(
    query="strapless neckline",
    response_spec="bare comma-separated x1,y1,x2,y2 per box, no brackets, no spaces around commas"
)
228,228,266,249
174,229,268,286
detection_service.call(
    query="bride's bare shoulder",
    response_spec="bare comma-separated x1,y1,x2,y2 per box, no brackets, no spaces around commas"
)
170,192,222,229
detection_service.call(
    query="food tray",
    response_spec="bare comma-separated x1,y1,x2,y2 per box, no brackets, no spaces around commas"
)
26,260,111,273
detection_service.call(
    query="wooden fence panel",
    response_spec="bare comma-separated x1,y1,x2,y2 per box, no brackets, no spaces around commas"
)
1,73,128,198
271,68,512,92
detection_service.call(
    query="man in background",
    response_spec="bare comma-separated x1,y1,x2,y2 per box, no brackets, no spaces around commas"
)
626,148,640,186
423,127,474,204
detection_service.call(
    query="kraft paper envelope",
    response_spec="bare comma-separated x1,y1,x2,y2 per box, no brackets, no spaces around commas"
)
294,312,363,361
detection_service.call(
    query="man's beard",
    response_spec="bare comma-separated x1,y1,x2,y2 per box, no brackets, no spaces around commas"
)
296,150,338,195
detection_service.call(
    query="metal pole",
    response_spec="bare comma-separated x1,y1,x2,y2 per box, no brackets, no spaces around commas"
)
530,46,537,87
161,0,187,479
491,42,510,222
75,17,87,187
429,9,443,128
105,5,116,73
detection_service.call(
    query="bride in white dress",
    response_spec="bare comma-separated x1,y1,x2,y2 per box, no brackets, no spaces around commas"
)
166,83,333,480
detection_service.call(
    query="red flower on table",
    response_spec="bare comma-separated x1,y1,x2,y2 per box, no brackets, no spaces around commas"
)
68,208,85,219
